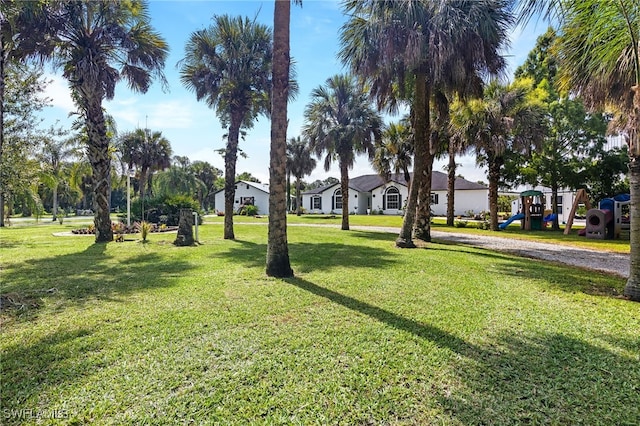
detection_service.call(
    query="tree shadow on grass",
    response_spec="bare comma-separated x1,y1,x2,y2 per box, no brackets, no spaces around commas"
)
1,243,193,321
284,276,476,356
348,230,399,242
209,238,398,273
0,326,101,423
438,331,640,424
425,242,626,298
285,275,638,423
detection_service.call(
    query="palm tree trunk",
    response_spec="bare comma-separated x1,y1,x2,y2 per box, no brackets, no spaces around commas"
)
296,178,302,216
413,78,433,243
266,0,293,278
414,154,433,242
139,167,148,199
624,86,640,301
488,157,502,232
397,70,428,248
551,182,560,231
85,98,113,243
0,192,4,227
287,170,292,213
0,40,5,228
52,184,58,221
446,143,456,227
224,115,241,240
339,161,350,231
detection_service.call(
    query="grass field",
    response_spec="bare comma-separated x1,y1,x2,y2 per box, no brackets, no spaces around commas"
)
1,222,638,425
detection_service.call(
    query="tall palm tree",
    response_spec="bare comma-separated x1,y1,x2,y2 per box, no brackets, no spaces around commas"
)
444,132,471,227
373,120,414,186
340,0,513,246
287,136,316,216
191,160,221,212
303,74,382,231
519,1,640,301
118,128,172,200
267,0,303,277
153,157,199,198
34,0,168,242
180,14,272,240
450,79,546,231
38,133,76,221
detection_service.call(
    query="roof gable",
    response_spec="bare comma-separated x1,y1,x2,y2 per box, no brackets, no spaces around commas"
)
214,180,269,195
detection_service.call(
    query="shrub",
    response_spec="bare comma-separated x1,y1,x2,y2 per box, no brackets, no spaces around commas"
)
477,221,490,230
129,194,202,226
454,220,468,228
138,221,153,242
240,205,259,216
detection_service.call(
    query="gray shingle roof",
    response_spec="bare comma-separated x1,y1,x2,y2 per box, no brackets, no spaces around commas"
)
304,172,486,194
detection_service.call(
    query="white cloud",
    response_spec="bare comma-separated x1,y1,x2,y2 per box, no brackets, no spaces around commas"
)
106,98,200,130
44,73,76,113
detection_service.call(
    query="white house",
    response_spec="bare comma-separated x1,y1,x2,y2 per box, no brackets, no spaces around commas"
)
214,180,270,215
302,172,489,216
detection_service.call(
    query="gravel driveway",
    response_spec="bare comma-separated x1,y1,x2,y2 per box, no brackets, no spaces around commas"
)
345,226,630,278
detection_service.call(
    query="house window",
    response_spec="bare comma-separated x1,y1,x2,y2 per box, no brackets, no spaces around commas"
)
384,187,401,210
240,197,255,206
556,195,563,214
312,196,321,210
333,189,342,210
430,193,439,205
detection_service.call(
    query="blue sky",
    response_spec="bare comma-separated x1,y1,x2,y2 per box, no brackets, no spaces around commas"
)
41,0,546,184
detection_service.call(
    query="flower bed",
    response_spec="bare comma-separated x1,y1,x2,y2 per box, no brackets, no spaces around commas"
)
71,222,178,235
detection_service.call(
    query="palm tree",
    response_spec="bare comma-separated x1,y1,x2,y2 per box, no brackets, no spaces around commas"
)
38,132,76,221
118,128,172,200
444,132,471,227
519,1,640,301
180,14,272,240
266,0,304,277
153,156,200,198
287,136,316,216
33,0,168,242
191,160,222,212
340,0,513,246
373,120,413,186
450,79,547,231
303,74,382,231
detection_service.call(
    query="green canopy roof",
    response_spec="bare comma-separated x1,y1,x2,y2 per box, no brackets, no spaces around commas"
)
520,190,543,197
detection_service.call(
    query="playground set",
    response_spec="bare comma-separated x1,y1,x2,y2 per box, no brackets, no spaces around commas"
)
500,188,631,240
499,190,554,231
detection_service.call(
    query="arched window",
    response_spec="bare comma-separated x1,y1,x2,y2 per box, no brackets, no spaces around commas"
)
384,186,401,210
332,188,342,210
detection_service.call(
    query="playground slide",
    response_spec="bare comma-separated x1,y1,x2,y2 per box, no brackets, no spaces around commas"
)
543,213,557,225
499,213,525,230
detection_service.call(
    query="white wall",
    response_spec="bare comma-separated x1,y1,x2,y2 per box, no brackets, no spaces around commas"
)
214,182,269,215
433,189,489,216
370,184,409,215
302,185,361,214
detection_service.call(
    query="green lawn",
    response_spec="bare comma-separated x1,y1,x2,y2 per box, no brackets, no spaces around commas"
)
1,223,638,424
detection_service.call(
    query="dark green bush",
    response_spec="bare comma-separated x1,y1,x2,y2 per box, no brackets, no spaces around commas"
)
128,194,203,225
239,204,259,216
